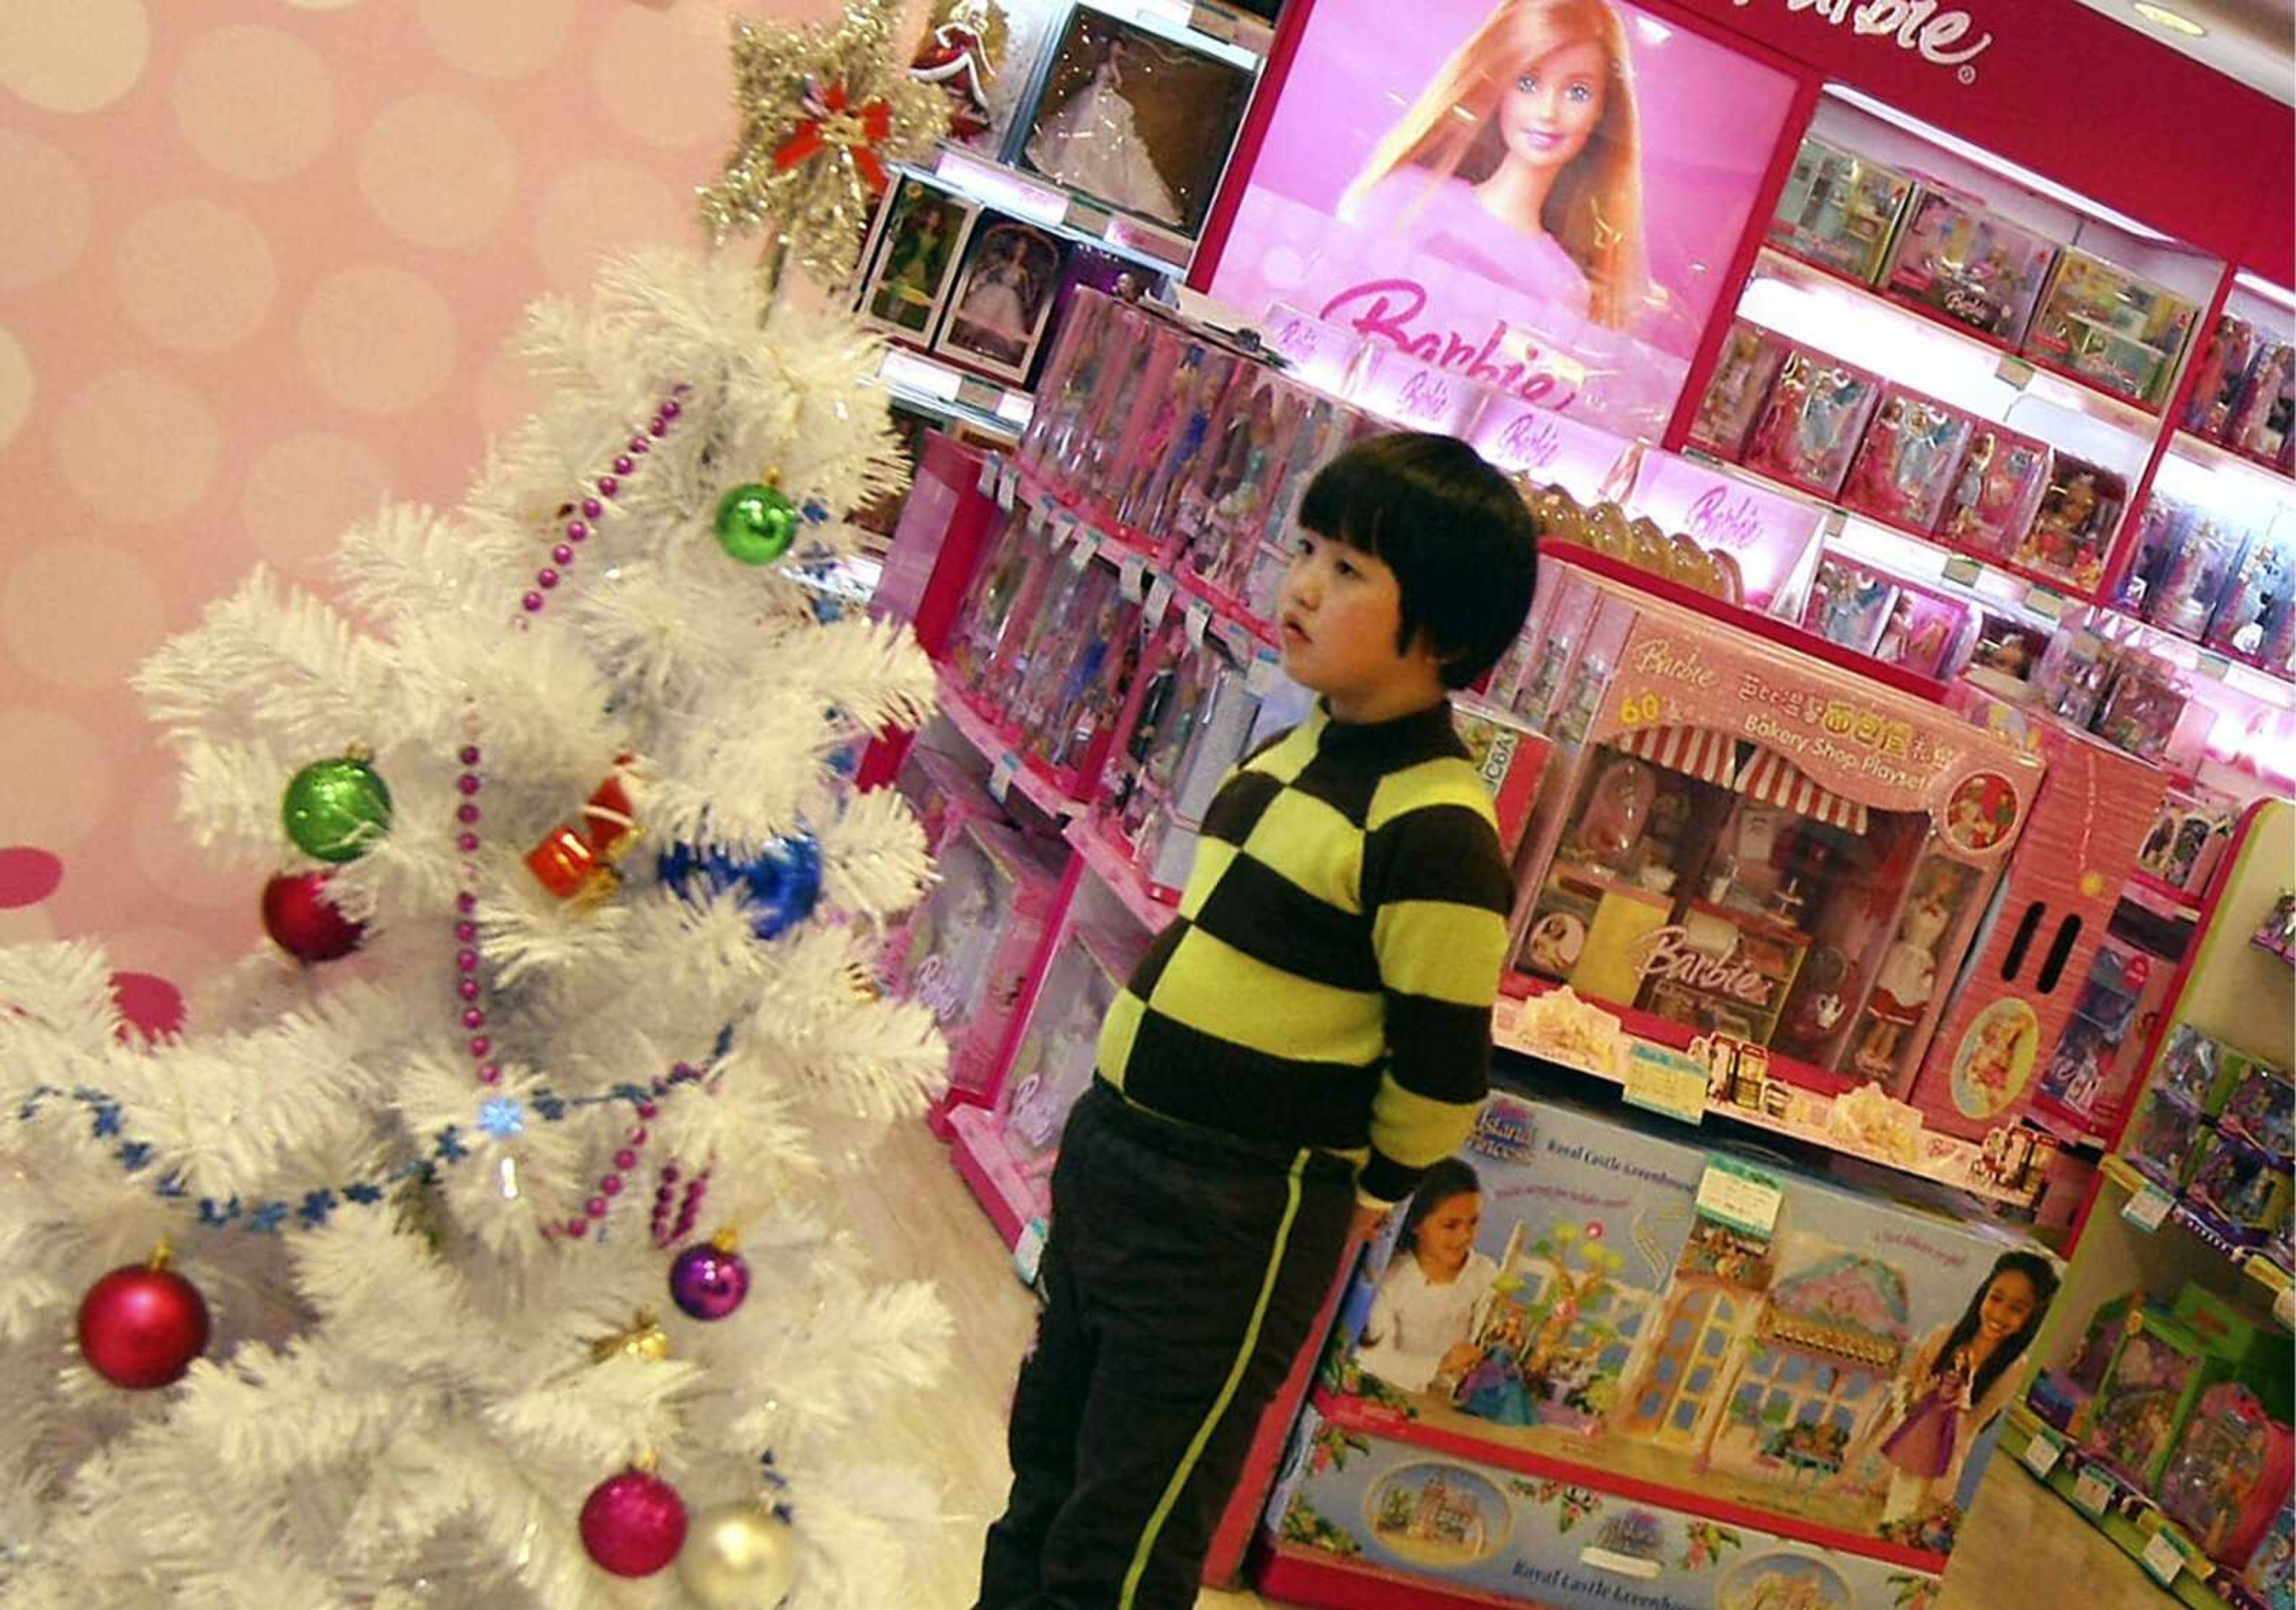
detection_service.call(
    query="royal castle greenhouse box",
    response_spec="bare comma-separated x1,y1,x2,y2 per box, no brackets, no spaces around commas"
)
1299,1090,2059,1577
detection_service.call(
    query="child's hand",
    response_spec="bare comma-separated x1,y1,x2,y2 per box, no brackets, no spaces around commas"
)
1349,1203,1392,1245
1440,1342,1483,1377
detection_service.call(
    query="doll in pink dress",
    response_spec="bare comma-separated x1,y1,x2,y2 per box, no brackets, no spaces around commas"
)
1870,1252,2058,1530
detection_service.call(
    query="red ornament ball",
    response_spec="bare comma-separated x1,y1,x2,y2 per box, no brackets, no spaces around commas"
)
261,872,365,963
579,1467,688,1578
77,1262,211,1389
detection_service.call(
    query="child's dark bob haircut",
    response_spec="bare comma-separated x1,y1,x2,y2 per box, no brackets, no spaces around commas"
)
1298,432,1538,690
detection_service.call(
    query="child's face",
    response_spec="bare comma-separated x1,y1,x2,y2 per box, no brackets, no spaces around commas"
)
1415,1192,1482,1272
1978,1270,2039,1343
1278,530,1443,716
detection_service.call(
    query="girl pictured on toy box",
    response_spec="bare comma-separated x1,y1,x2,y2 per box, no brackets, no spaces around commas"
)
1355,1159,1501,1395
1339,0,1647,329
1865,1251,2059,1528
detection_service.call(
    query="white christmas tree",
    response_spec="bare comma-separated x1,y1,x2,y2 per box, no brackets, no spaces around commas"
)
0,7,963,1607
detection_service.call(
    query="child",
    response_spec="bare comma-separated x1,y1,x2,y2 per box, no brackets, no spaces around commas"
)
1870,1249,2059,1527
974,433,1538,1610
1356,1159,1500,1395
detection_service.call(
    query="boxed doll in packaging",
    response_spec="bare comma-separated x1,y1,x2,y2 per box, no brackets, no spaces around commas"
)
1073,311,1183,508
2026,249,2201,408
2126,1084,2211,1190
2138,505,2246,642
2090,649,2190,763
856,175,978,344
2158,1022,2242,1114
1114,335,1241,540
1018,5,1253,239
934,216,1069,385
1686,320,1791,460
1938,424,2051,557
1839,387,1976,533
947,507,1058,696
1020,288,1150,494
1881,187,2056,343
1964,609,2052,692
1320,1089,2057,1557
2184,311,2266,441
891,817,1066,1120
2033,940,2161,1135
2221,1053,2295,1163
1799,555,1898,655
1767,133,1914,280
2136,782,2241,896
2206,530,2296,664
997,923,1145,1177
2080,1305,2233,1490
2227,341,2296,466
2157,1382,2294,1572
1742,348,1884,498
1027,572,1149,798
2185,1129,2294,1248
2010,453,2125,595
1871,579,1976,680
894,743,996,858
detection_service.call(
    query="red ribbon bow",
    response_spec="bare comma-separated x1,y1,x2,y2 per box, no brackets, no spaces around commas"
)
773,81,894,197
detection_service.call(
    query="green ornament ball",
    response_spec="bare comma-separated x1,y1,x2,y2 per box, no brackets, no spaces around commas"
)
282,754,393,864
713,482,799,567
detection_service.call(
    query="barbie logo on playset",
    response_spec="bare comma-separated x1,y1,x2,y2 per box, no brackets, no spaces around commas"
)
1208,0,1798,436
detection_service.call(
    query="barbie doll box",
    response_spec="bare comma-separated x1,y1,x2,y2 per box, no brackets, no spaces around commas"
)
1505,567,2042,1095
1320,1087,2057,1562
1908,720,2167,1142
1258,1397,1938,1610
1880,187,2055,346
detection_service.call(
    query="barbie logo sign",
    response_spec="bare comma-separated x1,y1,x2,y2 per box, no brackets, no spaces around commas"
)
1683,485,1769,554
1731,0,1993,80
1632,927,1777,1006
1321,280,1578,411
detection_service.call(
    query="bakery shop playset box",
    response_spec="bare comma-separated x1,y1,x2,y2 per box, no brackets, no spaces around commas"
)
1262,1088,2057,1607
1500,565,2045,1104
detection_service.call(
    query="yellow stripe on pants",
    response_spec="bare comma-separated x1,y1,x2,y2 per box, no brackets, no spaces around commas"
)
1117,1149,1310,1610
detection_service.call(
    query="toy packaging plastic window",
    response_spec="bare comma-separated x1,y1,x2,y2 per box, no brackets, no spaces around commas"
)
1937,423,2051,559
1837,385,1977,534
2157,1382,2294,1573
1741,348,1885,499
1880,185,2057,346
2008,451,2126,596
2025,248,2202,408
934,216,1068,385
1016,5,1253,239
1767,133,1915,282
1686,320,1792,461
1506,569,2038,1093
996,923,1147,1193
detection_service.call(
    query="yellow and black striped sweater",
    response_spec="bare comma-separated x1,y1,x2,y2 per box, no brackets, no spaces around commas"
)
1097,698,1515,1204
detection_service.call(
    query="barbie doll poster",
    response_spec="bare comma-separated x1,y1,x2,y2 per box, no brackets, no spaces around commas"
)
1207,0,1797,437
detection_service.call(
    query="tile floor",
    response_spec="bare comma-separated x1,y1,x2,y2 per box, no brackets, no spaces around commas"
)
859,1117,2174,1609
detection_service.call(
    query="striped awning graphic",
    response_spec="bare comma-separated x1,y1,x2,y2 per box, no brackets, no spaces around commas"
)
1735,747,1871,835
1613,725,1736,786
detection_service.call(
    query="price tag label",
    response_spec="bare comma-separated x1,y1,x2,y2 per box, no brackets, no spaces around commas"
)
1119,552,1149,602
2072,1470,2113,1516
1996,355,2038,388
2141,1530,2186,1586
1144,573,1176,629
957,376,1004,415
1625,1041,1711,1126
2021,1432,2063,1477
1184,597,1213,650
988,753,1019,805
1696,1157,1784,1239
2199,652,2233,681
2275,1283,2294,1331
1068,530,1102,572
1013,1217,1049,1287
1245,647,1283,696
1217,620,1256,664
996,462,1019,511
2024,585,2066,622
1942,555,1981,586
2122,1184,2175,1233
1054,509,1082,546
976,452,1002,496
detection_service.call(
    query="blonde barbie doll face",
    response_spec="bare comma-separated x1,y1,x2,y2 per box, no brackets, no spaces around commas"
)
1497,39,1607,172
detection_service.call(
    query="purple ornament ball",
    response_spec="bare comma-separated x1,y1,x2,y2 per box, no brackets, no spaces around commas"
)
668,1240,750,1321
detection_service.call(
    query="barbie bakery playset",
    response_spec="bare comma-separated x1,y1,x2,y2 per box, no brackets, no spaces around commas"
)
1260,1087,2057,1609
1502,564,2045,1103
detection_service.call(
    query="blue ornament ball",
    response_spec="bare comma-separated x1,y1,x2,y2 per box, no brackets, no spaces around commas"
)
658,833,822,939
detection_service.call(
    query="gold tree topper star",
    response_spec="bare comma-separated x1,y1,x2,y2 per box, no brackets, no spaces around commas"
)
698,0,951,289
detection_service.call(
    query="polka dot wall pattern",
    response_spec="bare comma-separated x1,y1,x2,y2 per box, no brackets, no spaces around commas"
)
1,0,859,1023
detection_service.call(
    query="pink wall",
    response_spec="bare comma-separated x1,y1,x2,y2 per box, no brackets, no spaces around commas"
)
0,0,865,1028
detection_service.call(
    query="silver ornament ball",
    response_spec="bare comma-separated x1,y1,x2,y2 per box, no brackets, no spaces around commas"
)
677,1502,799,1609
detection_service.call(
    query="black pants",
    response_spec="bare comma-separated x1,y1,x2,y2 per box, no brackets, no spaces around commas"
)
973,1081,1355,1610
